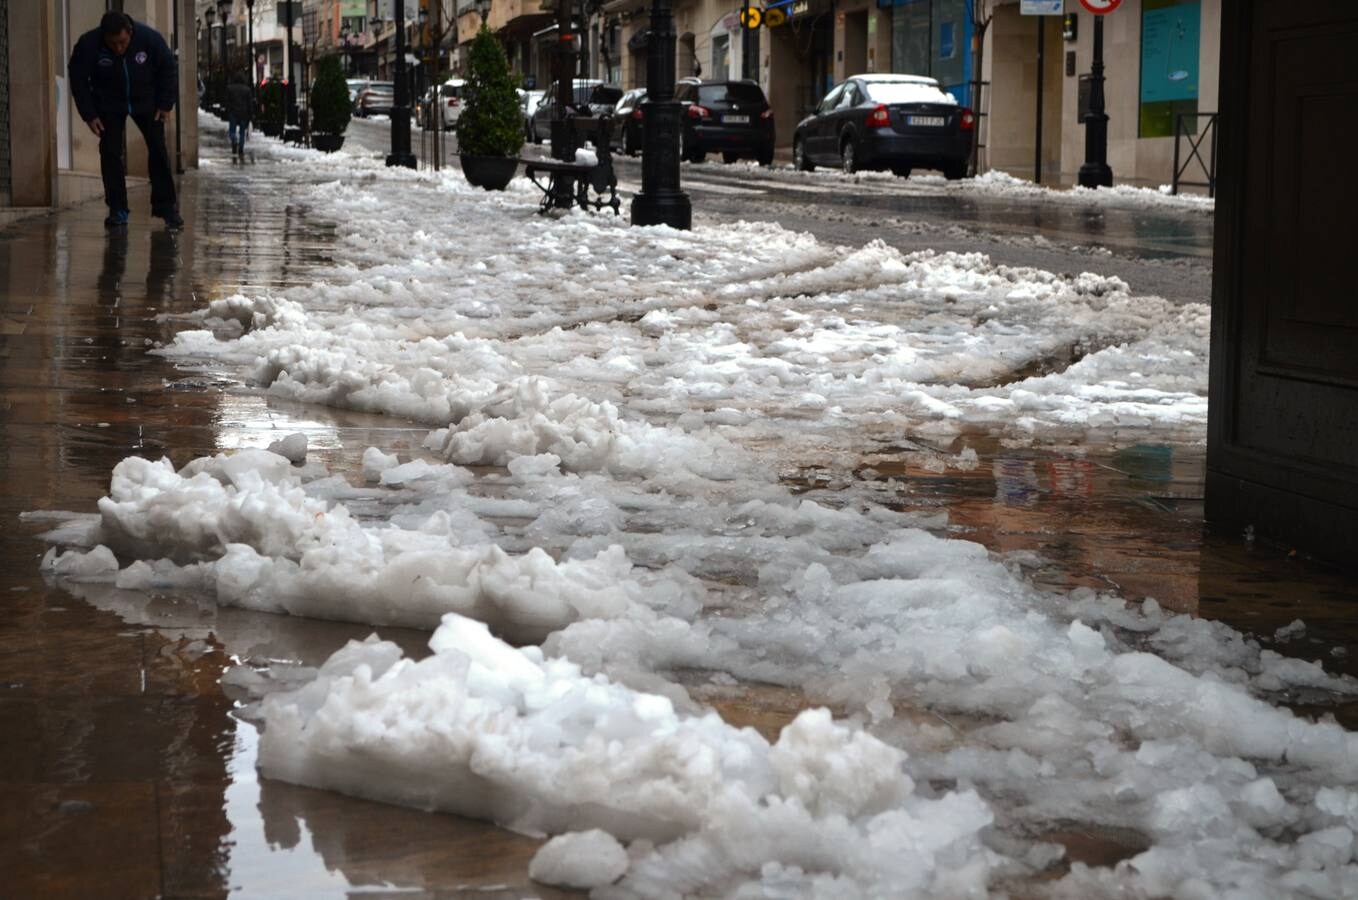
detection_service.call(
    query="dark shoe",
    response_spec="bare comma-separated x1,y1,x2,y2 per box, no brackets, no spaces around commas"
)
158,209,184,230
104,209,129,228
231,140,239,156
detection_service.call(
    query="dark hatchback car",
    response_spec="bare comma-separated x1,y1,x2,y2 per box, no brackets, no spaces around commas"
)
611,88,647,156
793,74,974,178
530,80,624,144
676,80,774,165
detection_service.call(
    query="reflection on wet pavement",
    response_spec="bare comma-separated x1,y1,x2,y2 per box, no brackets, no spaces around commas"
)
0,132,577,898
0,129,1350,895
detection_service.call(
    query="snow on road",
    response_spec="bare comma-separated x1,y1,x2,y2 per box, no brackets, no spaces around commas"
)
35,129,1358,898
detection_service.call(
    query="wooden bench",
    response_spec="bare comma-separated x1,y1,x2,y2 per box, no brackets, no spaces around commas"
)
521,114,621,216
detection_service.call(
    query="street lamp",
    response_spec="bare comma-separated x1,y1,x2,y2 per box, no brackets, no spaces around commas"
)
216,0,231,79
631,0,690,229
1077,15,1114,188
246,0,256,89
203,7,215,109
386,0,416,168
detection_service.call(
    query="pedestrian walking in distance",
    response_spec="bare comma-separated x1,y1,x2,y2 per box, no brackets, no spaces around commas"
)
226,71,253,161
68,11,183,230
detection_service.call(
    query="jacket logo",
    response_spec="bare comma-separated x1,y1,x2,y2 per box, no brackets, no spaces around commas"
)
98,57,114,66
135,51,148,64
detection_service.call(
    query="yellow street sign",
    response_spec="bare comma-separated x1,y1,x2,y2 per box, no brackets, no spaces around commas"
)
763,7,787,27
739,7,762,29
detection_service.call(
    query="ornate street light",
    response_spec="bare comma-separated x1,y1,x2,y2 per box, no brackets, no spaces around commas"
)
631,0,690,229
203,6,216,109
1077,15,1114,188
386,1,416,168
246,0,256,90
216,0,231,78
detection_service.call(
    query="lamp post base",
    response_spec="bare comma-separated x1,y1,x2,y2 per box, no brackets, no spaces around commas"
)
630,193,692,230
1077,162,1113,189
386,152,417,168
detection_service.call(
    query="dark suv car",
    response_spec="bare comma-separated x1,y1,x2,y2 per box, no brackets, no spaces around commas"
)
675,80,774,165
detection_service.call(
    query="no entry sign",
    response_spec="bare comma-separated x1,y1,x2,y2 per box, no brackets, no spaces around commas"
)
1079,0,1123,13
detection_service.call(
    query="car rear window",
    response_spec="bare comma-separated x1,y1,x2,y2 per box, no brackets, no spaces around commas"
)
440,84,461,97
862,81,956,105
697,83,767,106
589,86,623,105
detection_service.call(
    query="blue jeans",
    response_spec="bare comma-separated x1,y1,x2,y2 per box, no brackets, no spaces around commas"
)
229,116,249,149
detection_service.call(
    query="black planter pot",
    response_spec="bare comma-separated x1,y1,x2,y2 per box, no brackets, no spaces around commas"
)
459,154,519,191
312,133,345,153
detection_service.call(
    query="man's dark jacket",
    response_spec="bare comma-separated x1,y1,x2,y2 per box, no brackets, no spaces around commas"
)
226,82,253,122
68,21,177,122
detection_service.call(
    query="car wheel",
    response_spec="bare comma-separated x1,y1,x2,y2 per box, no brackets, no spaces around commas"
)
722,151,740,164
624,127,638,156
840,136,859,174
943,161,967,181
891,165,911,178
793,137,813,172
757,147,774,167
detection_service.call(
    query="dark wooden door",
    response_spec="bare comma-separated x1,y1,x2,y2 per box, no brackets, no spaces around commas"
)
1207,0,1358,564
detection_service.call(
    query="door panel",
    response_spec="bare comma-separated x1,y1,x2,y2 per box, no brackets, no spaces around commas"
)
1207,0,1358,564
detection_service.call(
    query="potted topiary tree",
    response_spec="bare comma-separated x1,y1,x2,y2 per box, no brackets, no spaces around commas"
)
309,56,351,152
455,26,523,190
259,79,285,137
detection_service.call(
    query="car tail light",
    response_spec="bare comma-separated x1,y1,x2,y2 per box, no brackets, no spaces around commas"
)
687,105,710,120
866,104,891,128
760,108,773,119
631,107,644,120
959,107,976,130
448,98,459,107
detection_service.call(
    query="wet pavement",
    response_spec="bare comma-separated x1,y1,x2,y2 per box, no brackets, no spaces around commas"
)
0,128,1352,897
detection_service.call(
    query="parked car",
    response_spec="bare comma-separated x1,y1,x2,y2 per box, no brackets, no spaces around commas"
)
611,88,647,156
675,80,774,165
530,80,623,145
792,74,973,178
419,78,466,130
354,81,395,117
346,78,370,107
518,89,546,141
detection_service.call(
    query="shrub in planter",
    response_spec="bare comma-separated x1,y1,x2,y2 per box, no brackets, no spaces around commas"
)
259,80,285,136
309,56,351,152
456,26,523,189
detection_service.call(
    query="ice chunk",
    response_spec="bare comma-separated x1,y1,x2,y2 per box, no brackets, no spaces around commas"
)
267,432,309,464
362,447,400,482
528,830,628,888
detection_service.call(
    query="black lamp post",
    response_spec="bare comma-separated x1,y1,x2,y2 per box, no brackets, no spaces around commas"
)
1077,15,1113,188
631,0,690,229
203,7,215,109
246,0,255,90
216,0,230,78
387,0,417,168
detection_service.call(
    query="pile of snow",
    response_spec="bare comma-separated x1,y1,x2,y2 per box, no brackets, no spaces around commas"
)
259,615,997,897
29,117,1358,898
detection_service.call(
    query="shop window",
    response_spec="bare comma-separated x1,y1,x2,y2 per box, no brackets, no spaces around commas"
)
1139,0,1201,138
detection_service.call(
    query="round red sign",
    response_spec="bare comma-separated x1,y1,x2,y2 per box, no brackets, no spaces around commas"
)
1079,0,1122,13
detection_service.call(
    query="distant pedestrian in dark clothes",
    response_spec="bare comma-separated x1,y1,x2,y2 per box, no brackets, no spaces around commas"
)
68,11,182,229
226,71,253,161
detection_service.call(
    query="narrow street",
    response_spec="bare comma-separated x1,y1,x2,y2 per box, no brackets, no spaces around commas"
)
3,121,1355,899
346,114,1214,304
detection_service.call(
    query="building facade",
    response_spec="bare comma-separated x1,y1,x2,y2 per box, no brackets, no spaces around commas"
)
982,0,1220,187
1,0,201,222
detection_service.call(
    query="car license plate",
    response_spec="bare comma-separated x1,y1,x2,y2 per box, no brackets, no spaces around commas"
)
724,115,749,124
908,115,946,127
